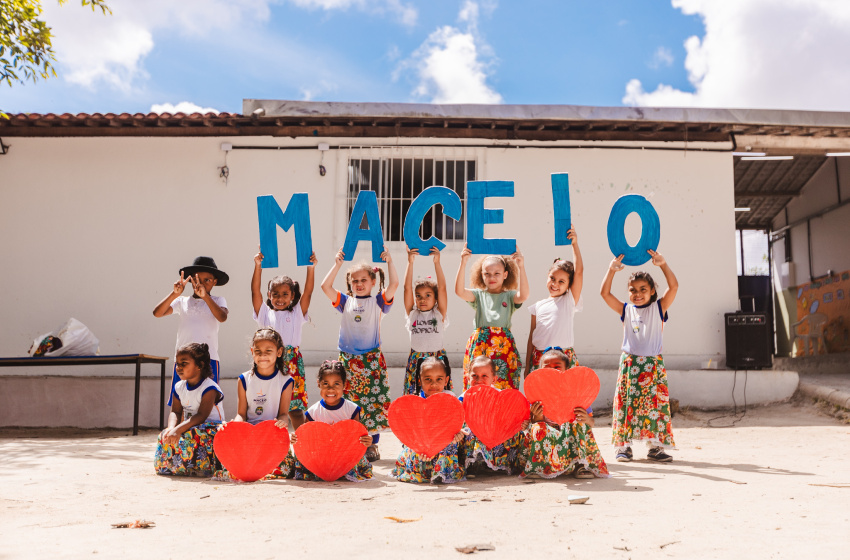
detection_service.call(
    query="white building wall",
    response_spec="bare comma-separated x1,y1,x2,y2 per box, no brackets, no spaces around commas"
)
0,136,737,379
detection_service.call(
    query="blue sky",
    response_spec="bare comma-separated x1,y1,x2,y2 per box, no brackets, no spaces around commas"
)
3,0,849,115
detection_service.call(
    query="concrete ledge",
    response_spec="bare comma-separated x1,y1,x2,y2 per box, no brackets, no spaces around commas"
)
0,368,801,429
798,382,850,410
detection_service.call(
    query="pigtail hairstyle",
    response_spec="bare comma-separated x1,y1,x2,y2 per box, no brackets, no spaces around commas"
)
469,255,519,291
266,276,302,311
549,258,576,289
344,262,386,296
251,327,286,374
413,355,451,394
317,359,348,384
176,342,213,380
628,271,658,303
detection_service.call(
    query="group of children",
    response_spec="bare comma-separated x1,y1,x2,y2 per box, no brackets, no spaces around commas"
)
153,225,679,483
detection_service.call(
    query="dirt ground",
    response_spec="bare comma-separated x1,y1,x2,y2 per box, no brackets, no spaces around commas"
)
2,401,848,559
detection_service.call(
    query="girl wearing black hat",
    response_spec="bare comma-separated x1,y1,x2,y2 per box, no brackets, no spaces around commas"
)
153,256,229,405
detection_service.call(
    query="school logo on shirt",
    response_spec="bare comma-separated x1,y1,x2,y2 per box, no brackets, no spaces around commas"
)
355,315,362,322
255,406,263,415
631,316,644,334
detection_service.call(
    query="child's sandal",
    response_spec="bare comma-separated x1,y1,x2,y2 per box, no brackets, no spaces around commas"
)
365,444,380,462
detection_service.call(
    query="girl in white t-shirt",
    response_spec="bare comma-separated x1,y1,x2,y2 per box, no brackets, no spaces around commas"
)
155,342,225,477
402,246,451,395
601,250,679,463
321,247,399,461
251,246,317,430
525,226,584,374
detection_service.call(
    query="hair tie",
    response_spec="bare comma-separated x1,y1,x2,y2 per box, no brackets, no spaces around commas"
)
553,257,562,263
426,275,432,279
542,346,564,353
373,266,379,272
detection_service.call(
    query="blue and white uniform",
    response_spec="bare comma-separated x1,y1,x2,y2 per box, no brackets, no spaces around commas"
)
238,369,293,424
305,398,361,424
172,378,225,423
621,300,668,356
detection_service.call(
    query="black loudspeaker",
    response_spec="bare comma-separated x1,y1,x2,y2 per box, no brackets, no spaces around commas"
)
725,312,772,370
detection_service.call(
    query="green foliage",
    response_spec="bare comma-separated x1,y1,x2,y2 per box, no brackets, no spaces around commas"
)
1,0,110,118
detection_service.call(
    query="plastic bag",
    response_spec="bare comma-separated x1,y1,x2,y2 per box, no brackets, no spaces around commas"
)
28,318,100,357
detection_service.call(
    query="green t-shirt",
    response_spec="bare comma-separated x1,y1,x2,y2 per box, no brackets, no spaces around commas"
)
468,289,522,329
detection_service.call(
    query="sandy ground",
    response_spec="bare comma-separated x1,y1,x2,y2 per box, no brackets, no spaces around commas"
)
1,402,848,559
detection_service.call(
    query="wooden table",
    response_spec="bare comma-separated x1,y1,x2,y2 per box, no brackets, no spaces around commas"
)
0,354,169,435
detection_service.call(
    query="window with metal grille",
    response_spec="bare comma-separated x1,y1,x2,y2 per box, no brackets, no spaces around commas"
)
347,150,476,243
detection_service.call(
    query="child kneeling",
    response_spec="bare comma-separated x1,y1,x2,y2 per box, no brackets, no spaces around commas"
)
392,357,466,484
517,349,609,479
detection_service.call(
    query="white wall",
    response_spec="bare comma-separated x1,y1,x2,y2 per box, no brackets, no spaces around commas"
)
772,157,850,284
0,136,737,379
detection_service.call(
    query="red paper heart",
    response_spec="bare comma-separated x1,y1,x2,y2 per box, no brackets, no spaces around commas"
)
292,420,368,482
463,385,530,449
388,393,464,457
524,367,600,424
213,420,290,482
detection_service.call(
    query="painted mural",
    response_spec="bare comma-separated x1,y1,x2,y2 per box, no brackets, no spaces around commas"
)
794,270,850,355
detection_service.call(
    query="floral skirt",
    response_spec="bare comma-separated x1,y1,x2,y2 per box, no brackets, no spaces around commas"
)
340,347,390,435
612,353,675,448
462,327,522,390
464,431,523,474
529,346,579,372
272,449,373,482
517,422,609,479
391,442,466,484
283,345,308,411
404,348,452,395
154,422,221,477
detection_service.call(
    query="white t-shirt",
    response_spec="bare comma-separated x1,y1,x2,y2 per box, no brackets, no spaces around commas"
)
170,295,227,361
172,378,225,423
253,301,309,347
621,301,668,357
529,293,583,350
305,398,361,424
406,308,449,353
239,369,294,424
334,292,392,354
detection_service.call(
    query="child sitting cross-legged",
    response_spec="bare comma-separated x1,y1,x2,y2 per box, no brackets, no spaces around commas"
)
391,357,466,484
517,349,609,479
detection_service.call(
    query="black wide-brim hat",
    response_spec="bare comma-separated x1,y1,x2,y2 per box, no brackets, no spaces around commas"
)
180,256,229,286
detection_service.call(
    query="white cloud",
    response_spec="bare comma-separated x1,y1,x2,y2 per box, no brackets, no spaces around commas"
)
39,0,414,95
150,102,221,114
300,80,339,101
401,0,502,104
649,46,674,69
624,0,850,110
287,0,417,26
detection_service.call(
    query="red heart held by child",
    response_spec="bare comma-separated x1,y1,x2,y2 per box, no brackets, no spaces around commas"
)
463,385,530,449
213,420,290,482
524,367,600,424
388,393,464,457
292,420,368,482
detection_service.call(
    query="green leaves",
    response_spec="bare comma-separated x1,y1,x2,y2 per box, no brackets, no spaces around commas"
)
1,0,110,87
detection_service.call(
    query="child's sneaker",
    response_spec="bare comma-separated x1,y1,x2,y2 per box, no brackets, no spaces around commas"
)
647,447,673,462
615,446,633,462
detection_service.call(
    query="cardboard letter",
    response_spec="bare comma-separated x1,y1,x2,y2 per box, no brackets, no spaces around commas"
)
257,193,314,267
466,181,517,255
606,194,661,266
343,190,386,262
551,173,572,246
403,186,462,252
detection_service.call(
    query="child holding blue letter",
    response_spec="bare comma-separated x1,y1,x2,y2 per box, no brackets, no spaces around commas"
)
600,249,679,463
455,247,529,390
321,247,398,461
251,246,317,430
402,246,451,394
